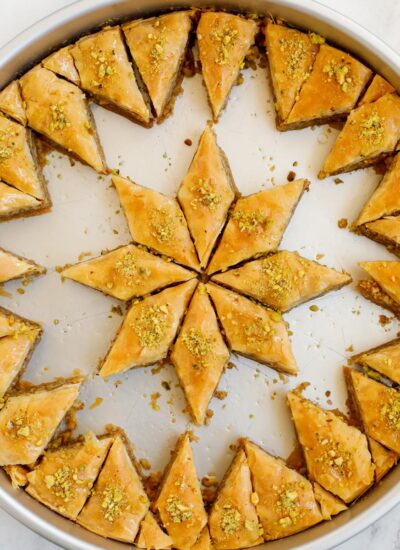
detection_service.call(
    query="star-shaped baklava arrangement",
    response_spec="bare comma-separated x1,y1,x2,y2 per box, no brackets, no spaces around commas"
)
61,124,352,425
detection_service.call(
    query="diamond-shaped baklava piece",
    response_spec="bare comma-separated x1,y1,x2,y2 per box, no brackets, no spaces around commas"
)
26,432,112,520
71,27,150,125
206,283,297,375
358,260,400,318
359,74,395,106
123,11,194,120
265,22,319,126
155,433,207,549
113,175,200,270
207,179,307,274
346,368,400,454
42,46,81,86
100,279,197,378
368,437,398,482
192,527,212,550
20,67,107,173
243,439,323,540
0,180,42,220
212,250,351,312
62,244,195,301
197,12,258,121
177,125,236,268
136,511,173,550
209,448,263,549
0,247,45,284
0,377,83,465
362,217,400,257
171,284,229,425
78,436,149,542
312,483,347,520
287,391,374,503
319,93,400,178
351,338,400,384
0,81,27,125
285,44,372,129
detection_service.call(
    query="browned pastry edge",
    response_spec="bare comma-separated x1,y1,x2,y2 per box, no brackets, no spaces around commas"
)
358,224,400,258
357,279,400,319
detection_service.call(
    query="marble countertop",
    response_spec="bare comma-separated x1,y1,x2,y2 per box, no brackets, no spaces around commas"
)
1,0,400,548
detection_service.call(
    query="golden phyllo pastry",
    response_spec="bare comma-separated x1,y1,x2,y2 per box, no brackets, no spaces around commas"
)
177,125,236,268
77,436,150,542
0,81,27,125
155,433,207,549
100,279,197,378
0,180,42,220
368,437,398,482
62,244,195,301
0,247,45,284
71,27,150,125
171,284,229,425
358,260,400,318
319,93,400,178
4,464,29,488
197,12,258,121
362,217,400,257
287,391,374,503
351,338,400,384
243,439,323,540
0,377,83,466
359,74,395,106
286,44,372,129
20,67,106,173
207,179,307,274
136,511,173,550
26,432,112,520
209,448,263,549
191,527,212,550
206,283,297,375
42,46,81,86
113,175,200,270
123,11,194,120
312,483,347,521
212,250,351,312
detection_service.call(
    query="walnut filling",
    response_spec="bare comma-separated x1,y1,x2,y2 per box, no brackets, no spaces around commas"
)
133,303,170,348
165,494,192,523
231,209,270,233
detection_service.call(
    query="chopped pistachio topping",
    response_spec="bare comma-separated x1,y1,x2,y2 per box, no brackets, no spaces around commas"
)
279,37,311,79
89,47,116,87
49,103,70,132
0,126,17,162
309,32,325,45
165,495,192,523
43,464,86,502
190,178,222,211
231,209,268,233
315,434,353,477
273,482,305,528
359,110,384,146
220,503,241,535
101,485,126,522
134,303,169,348
260,257,294,299
212,26,239,66
151,208,175,243
322,60,353,93
114,251,151,286
182,327,215,367
147,24,167,73
380,389,400,431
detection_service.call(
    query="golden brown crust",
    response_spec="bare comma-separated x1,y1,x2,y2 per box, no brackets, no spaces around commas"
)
358,279,400,318
0,247,46,284
0,81,27,125
368,437,398,482
358,260,400,316
0,180,44,220
351,338,400,384
360,217,400,257
358,74,395,106
42,46,81,86
312,482,347,520
136,511,173,549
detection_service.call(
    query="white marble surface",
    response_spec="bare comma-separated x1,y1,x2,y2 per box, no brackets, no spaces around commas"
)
1,0,400,548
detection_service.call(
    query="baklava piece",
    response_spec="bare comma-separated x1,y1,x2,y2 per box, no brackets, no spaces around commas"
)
191,527,212,550
368,437,398,482
0,180,42,220
243,439,323,540
113,175,200,271
42,46,81,86
25,432,112,520
209,448,263,549
136,511,173,550
99,279,197,378
358,74,395,106
358,260,400,318
19,67,107,173
319,93,400,178
212,250,351,312
207,179,307,274
77,436,149,542
171,284,230,425
350,338,400,384
62,244,195,301
287,391,374,503
197,12,258,121
0,81,27,125
0,247,45,284
4,464,30,488
206,283,297,375
285,44,371,129
312,483,347,521
70,27,150,125
123,11,194,121
154,433,207,549
0,377,83,466
177,125,236,268
361,217,400,257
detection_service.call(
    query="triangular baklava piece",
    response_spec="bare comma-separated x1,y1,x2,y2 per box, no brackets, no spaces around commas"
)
359,74,395,106
209,448,263,549
70,26,150,125
113,175,200,270
19,67,107,173
100,279,197,378
62,244,195,301
351,338,400,384
265,22,319,126
171,284,229,425
177,125,236,268
0,180,42,220
123,11,194,120
358,260,400,318
212,250,351,312
197,12,258,121
77,436,150,542
243,439,322,540
155,433,207,549
0,305,39,338
206,283,297,375
42,46,81,86
207,179,307,274
312,483,347,520
136,511,173,550
368,437,398,482
0,377,83,465
346,368,400,454
361,217,400,257
0,247,45,284
0,81,27,125
26,432,112,520
191,527,212,550
287,391,374,503
319,94,400,178
286,44,372,129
